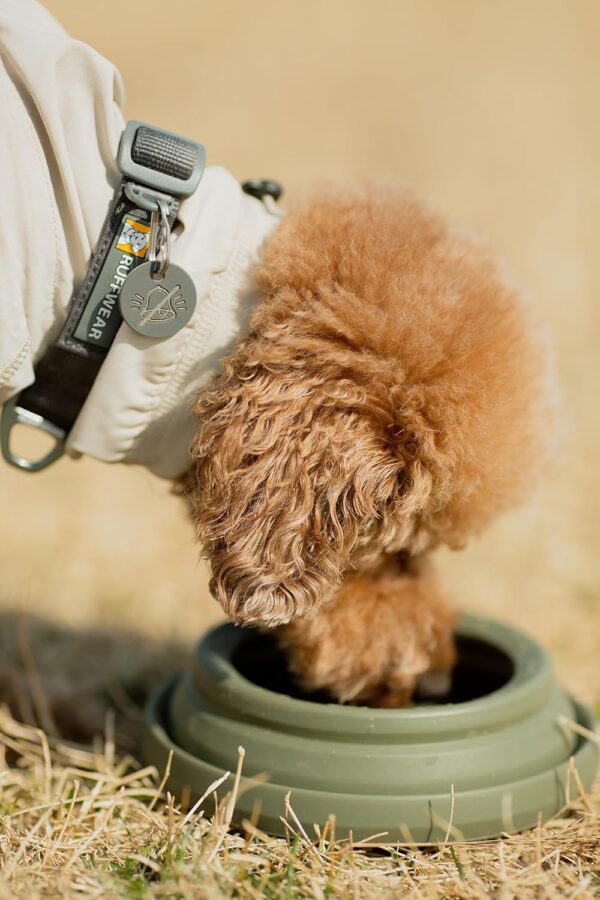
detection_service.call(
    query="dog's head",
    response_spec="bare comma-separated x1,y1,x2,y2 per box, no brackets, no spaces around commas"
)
189,185,555,626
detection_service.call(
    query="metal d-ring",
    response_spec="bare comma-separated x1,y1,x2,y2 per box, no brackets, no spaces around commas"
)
0,396,66,472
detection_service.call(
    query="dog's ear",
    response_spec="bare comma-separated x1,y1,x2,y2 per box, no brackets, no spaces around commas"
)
190,184,555,626
189,343,427,626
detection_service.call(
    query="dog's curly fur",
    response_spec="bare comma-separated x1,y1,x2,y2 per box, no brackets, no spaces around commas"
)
188,183,554,705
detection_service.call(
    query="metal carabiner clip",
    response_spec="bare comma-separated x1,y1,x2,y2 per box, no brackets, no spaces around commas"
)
148,197,171,280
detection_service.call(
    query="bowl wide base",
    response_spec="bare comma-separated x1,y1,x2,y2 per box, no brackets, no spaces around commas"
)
143,675,598,843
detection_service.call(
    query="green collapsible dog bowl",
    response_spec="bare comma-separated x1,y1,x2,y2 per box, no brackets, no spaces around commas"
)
143,614,598,842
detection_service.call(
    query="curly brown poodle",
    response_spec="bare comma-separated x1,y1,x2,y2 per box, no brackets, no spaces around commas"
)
186,182,555,707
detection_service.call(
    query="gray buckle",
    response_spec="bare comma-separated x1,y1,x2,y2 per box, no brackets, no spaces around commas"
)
117,120,206,198
1,397,65,472
123,182,179,215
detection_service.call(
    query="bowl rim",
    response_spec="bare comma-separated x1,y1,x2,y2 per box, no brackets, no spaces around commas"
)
191,613,555,737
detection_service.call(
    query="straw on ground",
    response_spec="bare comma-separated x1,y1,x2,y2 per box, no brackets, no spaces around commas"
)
0,705,598,899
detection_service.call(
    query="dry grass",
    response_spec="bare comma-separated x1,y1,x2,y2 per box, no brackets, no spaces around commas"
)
0,608,597,898
0,702,598,899
1,0,599,895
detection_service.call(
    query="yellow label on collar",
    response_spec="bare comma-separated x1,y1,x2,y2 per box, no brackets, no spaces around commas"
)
116,217,151,258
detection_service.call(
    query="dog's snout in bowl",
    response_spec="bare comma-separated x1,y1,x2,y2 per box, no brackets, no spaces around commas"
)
415,668,453,700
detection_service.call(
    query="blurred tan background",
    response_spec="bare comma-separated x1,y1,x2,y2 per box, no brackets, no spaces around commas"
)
1,1,599,705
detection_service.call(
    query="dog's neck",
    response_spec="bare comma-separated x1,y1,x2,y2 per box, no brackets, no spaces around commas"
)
68,168,280,477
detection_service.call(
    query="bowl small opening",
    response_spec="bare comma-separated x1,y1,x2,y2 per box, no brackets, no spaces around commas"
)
230,632,515,706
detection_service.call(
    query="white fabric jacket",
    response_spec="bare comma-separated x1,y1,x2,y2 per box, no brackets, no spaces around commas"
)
0,0,279,477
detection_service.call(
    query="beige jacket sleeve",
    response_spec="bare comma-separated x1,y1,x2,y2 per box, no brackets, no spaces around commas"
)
0,0,125,404
0,1,279,478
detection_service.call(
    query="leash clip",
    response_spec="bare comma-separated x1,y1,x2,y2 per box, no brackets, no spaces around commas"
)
1,396,65,473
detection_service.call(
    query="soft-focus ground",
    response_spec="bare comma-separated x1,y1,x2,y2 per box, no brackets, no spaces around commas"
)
0,0,599,895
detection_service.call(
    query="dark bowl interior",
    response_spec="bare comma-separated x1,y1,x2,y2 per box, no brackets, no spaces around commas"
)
231,631,515,706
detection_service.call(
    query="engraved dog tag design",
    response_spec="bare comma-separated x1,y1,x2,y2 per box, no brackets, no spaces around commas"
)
119,262,197,339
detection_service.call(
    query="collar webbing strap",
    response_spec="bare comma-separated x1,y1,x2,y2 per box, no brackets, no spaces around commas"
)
1,121,205,472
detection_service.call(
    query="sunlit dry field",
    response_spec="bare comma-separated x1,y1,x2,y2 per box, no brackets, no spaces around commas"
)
0,1,598,895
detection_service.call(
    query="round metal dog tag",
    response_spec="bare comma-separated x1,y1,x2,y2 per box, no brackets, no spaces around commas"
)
119,262,197,339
